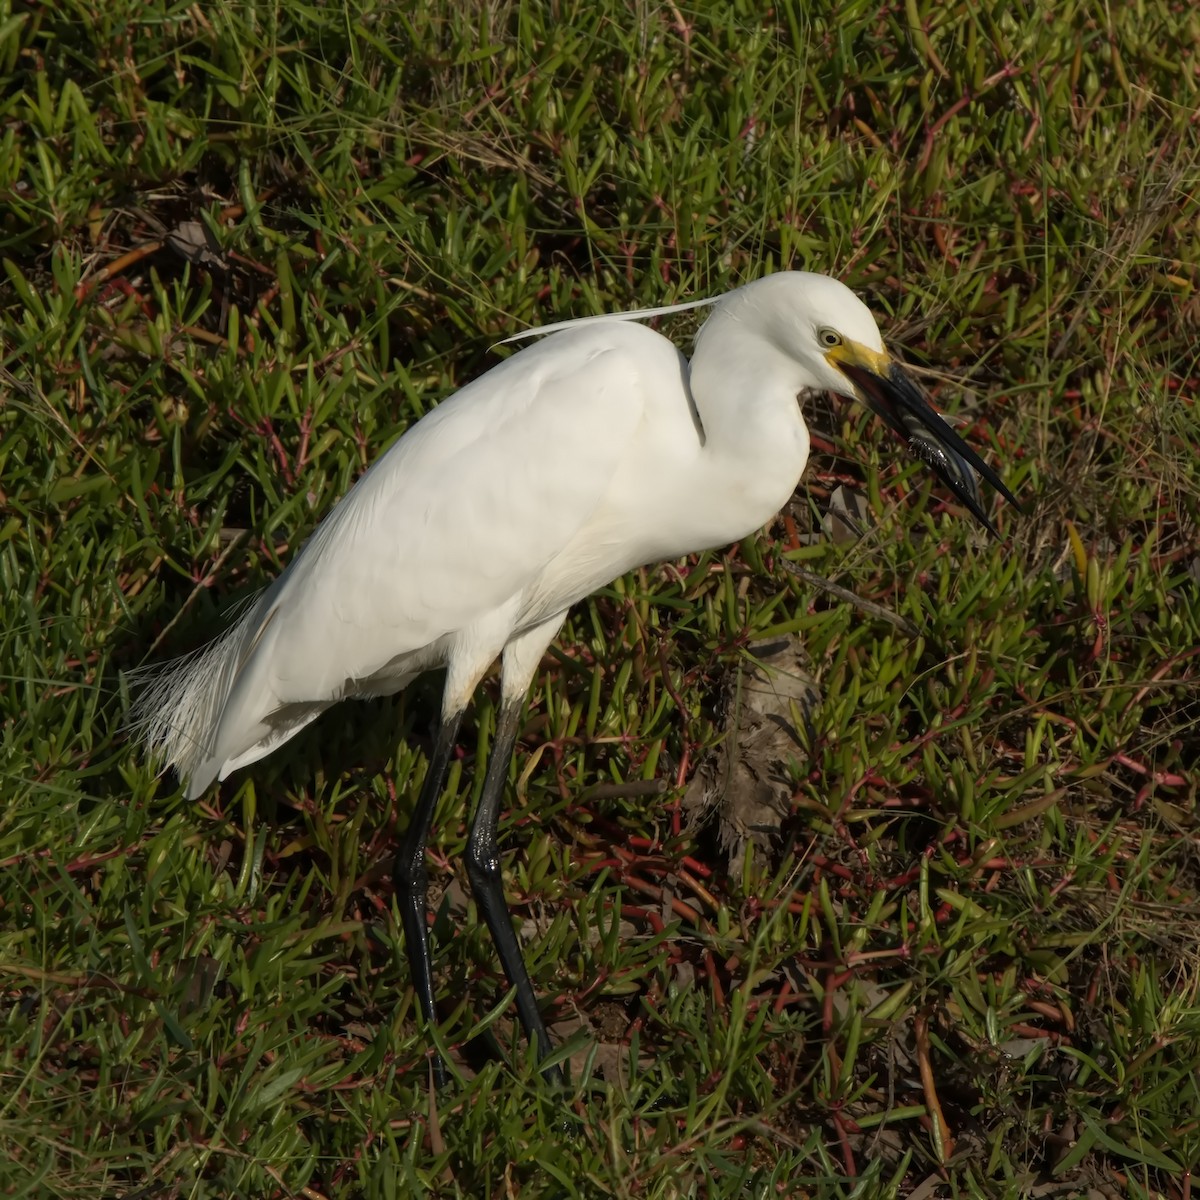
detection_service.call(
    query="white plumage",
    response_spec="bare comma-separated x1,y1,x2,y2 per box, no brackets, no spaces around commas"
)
132,271,1015,1081
133,273,893,794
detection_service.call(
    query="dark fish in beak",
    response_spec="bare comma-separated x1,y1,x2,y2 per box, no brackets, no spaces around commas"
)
837,359,1021,537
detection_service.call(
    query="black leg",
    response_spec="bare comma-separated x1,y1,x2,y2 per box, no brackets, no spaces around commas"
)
465,697,561,1081
394,707,464,1088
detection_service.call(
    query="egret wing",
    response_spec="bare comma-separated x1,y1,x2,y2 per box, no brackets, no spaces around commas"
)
197,324,675,784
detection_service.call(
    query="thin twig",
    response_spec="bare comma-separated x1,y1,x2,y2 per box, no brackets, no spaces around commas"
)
781,560,923,640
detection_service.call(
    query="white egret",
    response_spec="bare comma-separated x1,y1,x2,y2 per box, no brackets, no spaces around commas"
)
132,271,1018,1084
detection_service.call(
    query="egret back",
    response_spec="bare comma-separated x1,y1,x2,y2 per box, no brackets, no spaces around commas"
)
132,321,681,795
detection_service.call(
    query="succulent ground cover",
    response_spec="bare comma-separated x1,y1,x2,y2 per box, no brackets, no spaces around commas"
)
2,2,1198,1196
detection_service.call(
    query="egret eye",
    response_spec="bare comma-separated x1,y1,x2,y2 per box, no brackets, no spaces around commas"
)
819,328,843,348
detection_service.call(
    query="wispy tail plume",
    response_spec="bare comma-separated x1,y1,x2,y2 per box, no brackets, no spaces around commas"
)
127,596,263,793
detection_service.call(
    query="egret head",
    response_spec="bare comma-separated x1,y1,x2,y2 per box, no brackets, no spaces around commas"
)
732,272,1019,535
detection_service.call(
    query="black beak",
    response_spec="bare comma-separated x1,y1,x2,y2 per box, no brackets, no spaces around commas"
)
838,360,1021,537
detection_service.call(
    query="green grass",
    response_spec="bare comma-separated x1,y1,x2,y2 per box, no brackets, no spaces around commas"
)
3,0,1199,1196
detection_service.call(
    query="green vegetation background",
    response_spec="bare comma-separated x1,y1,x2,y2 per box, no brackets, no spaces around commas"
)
2,1,1198,1196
